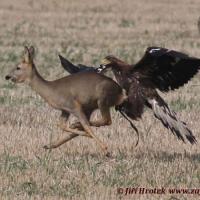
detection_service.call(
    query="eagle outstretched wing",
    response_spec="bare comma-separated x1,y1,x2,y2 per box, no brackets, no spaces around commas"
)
133,47,200,92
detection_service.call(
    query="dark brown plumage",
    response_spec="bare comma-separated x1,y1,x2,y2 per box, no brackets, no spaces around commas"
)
100,47,200,144
59,54,96,73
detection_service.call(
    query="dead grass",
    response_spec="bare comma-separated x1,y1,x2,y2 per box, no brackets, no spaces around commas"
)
0,0,200,199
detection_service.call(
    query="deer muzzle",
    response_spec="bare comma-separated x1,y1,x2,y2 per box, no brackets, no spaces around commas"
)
5,75,11,80
5,75,17,82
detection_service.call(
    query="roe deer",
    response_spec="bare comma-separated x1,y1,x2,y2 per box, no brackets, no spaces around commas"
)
5,46,126,155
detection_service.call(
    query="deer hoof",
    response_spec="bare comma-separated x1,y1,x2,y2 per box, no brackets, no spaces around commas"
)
69,122,84,130
105,151,112,158
43,145,51,150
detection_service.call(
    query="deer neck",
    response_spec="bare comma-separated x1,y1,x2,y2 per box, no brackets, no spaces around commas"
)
29,66,54,102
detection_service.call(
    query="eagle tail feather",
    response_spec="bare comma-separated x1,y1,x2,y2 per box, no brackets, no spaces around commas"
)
148,98,197,144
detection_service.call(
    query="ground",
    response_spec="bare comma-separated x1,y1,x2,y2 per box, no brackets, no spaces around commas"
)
0,0,200,199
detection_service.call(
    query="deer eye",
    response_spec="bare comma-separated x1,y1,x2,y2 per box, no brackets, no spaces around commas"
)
16,67,20,70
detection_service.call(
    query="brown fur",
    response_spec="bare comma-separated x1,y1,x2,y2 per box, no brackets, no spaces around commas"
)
5,46,125,155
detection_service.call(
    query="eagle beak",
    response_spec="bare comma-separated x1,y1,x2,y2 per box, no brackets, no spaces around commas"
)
100,58,111,66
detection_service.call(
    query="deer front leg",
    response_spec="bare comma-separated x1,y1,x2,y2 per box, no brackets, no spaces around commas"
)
43,133,81,149
44,111,92,149
43,129,91,149
43,111,70,149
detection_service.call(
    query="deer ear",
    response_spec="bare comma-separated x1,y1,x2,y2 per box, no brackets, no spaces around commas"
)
29,46,35,58
24,46,35,63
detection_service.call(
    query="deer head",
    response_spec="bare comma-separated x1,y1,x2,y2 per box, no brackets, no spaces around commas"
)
5,46,35,84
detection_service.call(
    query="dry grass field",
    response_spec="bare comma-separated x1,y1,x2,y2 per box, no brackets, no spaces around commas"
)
0,0,200,199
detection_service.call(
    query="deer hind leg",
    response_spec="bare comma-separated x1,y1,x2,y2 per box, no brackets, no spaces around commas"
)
71,108,111,128
69,121,83,130
58,110,70,128
44,111,91,149
89,105,112,127
69,109,92,130
73,104,108,154
72,109,111,128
